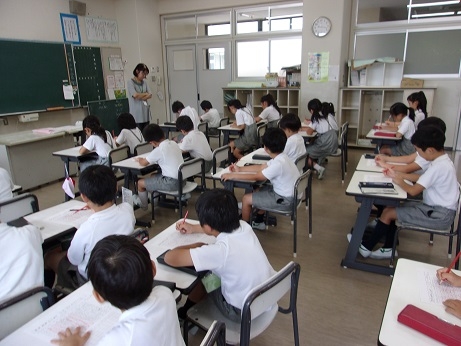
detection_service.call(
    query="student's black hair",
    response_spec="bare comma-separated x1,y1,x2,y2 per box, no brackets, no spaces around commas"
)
389,102,410,120
307,98,323,123
132,63,149,77
195,189,240,234
321,102,335,117
117,112,137,131
176,115,194,132
87,235,153,310
411,125,445,151
142,124,165,142
200,100,212,111
260,94,281,115
279,113,301,132
262,127,287,154
172,101,185,114
79,165,117,205
417,116,446,133
82,115,107,143
227,99,244,110
407,91,428,119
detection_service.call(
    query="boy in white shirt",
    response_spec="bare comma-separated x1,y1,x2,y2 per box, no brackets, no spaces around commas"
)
135,124,185,210
52,235,184,346
172,100,200,130
200,100,221,136
279,113,307,163
176,116,213,172
349,126,459,259
165,189,274,322
45,165,136,289
0,167,14,202
222,128,300,230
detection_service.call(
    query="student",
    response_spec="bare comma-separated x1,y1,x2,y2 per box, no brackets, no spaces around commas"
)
227,99,257,160
134,124,185,210
79,116,113,172
348,126,459,259
127,63,152,132
51,235,184,346
0,167,14,202
172,100,200,130
254,94,281,128
114,112,144,156
176,116,213,173
407,91,428,128
279,113,307,162
44,165,136,289
321,102,339,132
164,189,274,322
0,222,43,304
200,100,221,136
222,128,300,230
436,268,461,319
379,102,416,156
303,98,338,180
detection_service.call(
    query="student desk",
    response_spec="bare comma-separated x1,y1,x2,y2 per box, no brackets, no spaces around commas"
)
299,130,317,143
218,124,241,146
366,129,401,154
378,258,461,345
342,171,407,276
356,155,405,173
159,122,177,139
111,153,159,193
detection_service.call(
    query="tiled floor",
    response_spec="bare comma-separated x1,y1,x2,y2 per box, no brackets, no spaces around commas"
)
28,146,460,345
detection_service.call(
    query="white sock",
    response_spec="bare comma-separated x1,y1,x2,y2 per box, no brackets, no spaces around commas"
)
139,191,148,207
314,163,322,171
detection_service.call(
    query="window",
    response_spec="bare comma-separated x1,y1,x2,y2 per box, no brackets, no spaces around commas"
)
204,48,225,70
198,11,231,37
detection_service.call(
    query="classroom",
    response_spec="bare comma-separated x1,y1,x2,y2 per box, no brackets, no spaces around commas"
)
1,0,461,345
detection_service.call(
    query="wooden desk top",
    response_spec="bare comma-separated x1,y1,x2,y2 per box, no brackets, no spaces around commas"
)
346,171,407,199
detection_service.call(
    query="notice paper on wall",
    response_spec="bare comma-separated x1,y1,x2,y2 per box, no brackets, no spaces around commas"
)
63,85,74,100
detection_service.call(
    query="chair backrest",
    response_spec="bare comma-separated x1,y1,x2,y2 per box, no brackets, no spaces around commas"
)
200,320,226,346
257,123,267,147
212,145,230,174
294,153,308,173
294,170,311,203
134,142,152,156
240,262,301,343
0,287,55,339
220,117,230,127
0,193,39,223
108,145,130,166
179,157,204,180
198,122,209,140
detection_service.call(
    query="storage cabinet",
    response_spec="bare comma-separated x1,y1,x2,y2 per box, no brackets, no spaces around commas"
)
339,87,435,147
349,62,404,87
222,88,300,120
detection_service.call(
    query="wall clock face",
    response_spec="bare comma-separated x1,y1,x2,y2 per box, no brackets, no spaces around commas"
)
312,16,331,37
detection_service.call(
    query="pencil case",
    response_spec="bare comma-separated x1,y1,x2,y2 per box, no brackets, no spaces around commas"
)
374,131,396,138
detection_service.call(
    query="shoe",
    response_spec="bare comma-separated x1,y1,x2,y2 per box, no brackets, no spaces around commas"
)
181,193,192,201
317,166,326,180
251,221,266,231
370,248,398,260
346,233,371,258
132,194,148,211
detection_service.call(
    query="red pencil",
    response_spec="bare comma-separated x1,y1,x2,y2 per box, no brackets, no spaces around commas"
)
446,251,461,273
182,210,189,226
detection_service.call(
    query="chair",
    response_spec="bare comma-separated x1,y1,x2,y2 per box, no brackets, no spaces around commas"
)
327,122,348,184
205,145,230,189
209,118,229,147
184,261,300,346
198,122,209,143
134,142,152,156
0,287,55,339
109,145,130,183
259,170,312,257
390,184,461,269
200,320,226,346
151,158,205,222
0,193,39,223
256,122,267,148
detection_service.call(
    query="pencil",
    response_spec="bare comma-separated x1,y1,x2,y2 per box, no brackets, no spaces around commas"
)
446,251,461,273
182,210,189,226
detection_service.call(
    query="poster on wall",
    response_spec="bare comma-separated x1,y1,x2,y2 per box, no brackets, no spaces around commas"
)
60,13,81,44
307,52,329,82
85,17,119,43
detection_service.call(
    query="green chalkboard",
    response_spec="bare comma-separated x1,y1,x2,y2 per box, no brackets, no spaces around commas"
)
87,98,129,135
73,46,106,106
0,40,79,115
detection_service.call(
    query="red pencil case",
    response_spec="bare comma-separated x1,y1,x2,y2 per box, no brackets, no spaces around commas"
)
374,131,396,137
398,304,461,345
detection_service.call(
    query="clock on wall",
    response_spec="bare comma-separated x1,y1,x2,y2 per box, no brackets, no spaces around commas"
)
312,16,332,38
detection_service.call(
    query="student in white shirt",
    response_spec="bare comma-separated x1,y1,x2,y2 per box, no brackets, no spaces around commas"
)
321,102,339,132
52,235,184,346
172,100,200,130
176,116,213,172
227,99,257,160
279,113,307,163
165,189,274,322
200,100,221,136
115,112,144,156
407,91,428,128
0,167,14,202
79,116,113,172
380,102,416,156
254,94,281,128
44,165,135,289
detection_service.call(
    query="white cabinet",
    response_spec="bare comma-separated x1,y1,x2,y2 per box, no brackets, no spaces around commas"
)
349,62,404,87
222,88,300,120
339,87,435,147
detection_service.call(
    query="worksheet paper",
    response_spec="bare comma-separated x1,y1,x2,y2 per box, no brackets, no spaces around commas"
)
418,268,461,304
157,232,216,248
364,175,392,183
47,208,93,228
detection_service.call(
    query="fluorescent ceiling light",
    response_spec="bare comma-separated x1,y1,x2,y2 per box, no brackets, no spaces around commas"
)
411,11,455,17
408,1,460,8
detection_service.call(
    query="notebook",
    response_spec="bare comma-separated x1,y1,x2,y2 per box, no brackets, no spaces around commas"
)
157,249,208,277
358,182,398,195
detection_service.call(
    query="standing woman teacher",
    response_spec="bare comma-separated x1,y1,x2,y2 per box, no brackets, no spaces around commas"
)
127,63,152,132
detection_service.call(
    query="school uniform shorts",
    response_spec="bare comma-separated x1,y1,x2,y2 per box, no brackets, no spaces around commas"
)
396,201,456,230
252,185,294,212
144,174,184,192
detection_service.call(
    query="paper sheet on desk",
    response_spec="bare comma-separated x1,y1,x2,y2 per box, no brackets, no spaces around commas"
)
364,175,392,183
418,268,461,304
46,208,93,228
157,232,216,248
